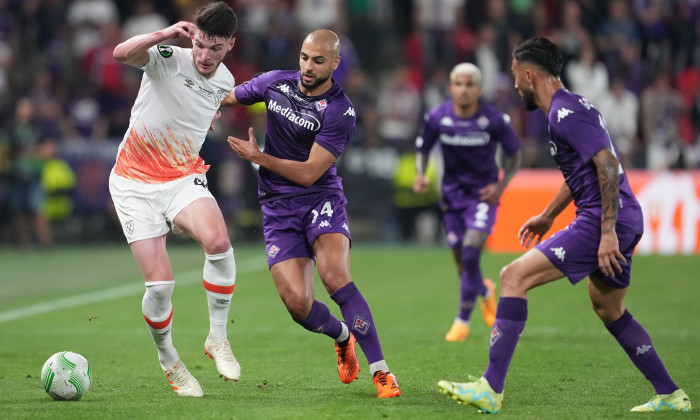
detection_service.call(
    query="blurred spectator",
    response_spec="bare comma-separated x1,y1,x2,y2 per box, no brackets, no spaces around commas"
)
422,65,451,111
0,98,51,248
294,0,345,35
343,68,380,149
122,0,169,40
377,66,422,150
598,76,639,169
641,74,685,170
565,36,609,106
474,23,502,102
595,0,641,72
67,0,119,59
551,0,588,63
411,0,466,75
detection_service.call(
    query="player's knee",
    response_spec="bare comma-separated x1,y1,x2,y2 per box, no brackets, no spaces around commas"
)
143,281,174,315
591,300,624,324
280,290,313,320
319,269,350,293
203,234,231,255
499,262,523,296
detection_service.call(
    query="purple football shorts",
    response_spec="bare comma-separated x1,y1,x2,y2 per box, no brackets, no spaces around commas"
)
261,190,352,268
535,215,642,288
442,199,498,249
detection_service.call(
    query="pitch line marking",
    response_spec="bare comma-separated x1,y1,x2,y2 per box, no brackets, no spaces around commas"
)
0,257,267,324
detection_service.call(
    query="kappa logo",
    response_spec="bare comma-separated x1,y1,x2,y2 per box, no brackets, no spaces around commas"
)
268,244,281,258
157,45,173,58
490,325,503,347
352,315,370,335
279,83,290,94
125,220,134,235
551,246,566,261
342,222,349,232
557,107,573,123
635,344,652,355
318,220,331,229
343,107,356,117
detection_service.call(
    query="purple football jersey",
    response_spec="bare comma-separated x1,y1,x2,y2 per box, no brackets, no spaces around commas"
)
234,70,356,202
416,100,521,210
547,89,642,233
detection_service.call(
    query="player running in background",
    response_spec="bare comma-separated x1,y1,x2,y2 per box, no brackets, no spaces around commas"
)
109,2,240,397
438,37,692,414
221,29,401,399
413,63,522,342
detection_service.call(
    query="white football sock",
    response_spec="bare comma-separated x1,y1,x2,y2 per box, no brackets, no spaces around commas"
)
142,280,179,367
203,247,236,341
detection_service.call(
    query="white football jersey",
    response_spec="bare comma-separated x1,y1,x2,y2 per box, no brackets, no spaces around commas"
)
114,45,234,183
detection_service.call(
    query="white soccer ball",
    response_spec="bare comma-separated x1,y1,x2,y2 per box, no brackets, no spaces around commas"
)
40,351,92,401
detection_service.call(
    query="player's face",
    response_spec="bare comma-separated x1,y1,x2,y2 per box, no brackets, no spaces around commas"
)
449,73,482,108
191,30,234,79
511,58,538,111
298,42,339,95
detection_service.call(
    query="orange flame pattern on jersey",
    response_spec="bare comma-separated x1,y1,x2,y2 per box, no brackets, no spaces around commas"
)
114,124,209,183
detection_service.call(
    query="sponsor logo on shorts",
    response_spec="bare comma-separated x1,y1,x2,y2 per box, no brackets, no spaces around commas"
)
125,220,134,235
635,344,652,355
446,231,459,246
352,315,370,335
268,244,280,258
551,246,566,261
194,178,208,189
490,325,503,347
342,222,349,232
318,220,331,229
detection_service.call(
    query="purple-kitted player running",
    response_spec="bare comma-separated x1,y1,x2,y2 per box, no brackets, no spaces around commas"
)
414,62,521,342
438,37,692,414
221,29,400,399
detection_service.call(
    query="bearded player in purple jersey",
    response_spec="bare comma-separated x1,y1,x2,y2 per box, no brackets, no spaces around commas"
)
414,62,521,342
438,38,691,413
220,30,400,398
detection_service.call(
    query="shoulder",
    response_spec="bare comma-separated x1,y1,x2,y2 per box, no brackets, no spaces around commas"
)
425,100,452,123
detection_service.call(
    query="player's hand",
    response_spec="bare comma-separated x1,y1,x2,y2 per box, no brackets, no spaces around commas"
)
518,214,553,248
413,175,429,193
598,230,626,277
209,111,221,131
162,21,195,39
227,127,260,162
479,182,501,205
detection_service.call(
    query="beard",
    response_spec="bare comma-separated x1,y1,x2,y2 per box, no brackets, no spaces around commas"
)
520,88,538,111
301,72,331,91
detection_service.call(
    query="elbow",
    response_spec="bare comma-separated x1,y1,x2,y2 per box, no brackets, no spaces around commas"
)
113,46,128,63
298,172,321,188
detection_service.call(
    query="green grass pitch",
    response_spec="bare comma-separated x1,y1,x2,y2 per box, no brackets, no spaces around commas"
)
0,243,697,419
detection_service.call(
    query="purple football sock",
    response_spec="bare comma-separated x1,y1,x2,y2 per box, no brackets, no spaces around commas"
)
295,300,343,339
605,310,678,394
458,246,485,321
483,297,528,393
331,282,384,364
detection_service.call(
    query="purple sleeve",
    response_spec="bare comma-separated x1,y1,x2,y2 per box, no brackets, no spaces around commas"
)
555,109,609,163
416,112,439,153
497,113,521,156
314,102,356,157
234,71,279,105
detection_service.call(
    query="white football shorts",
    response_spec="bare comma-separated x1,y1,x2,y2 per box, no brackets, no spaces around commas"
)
109,170,215,243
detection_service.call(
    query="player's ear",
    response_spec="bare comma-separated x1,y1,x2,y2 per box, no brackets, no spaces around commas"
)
228,37,235,50
332,55,341,71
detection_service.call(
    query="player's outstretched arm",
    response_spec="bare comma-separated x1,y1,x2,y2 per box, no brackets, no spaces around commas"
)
113,21,195,67
591,148,626,276
518,181,572,247
227,127,336,187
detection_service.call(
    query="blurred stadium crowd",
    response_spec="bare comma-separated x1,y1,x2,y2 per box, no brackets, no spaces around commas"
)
0,0,698,248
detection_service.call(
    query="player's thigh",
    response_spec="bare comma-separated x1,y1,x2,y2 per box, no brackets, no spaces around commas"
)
270,257,316,317
587,275,628,323
500,248,565,297
313,232,352,294
129,235,173,283
173,197,230,253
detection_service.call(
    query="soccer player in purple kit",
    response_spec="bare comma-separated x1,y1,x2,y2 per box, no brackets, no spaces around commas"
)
438,38,692,413
220,29,400,398
413,62,522,342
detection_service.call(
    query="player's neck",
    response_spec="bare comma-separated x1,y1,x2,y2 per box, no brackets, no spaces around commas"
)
299,80,333,97
539,77,564,114
453,102,479,119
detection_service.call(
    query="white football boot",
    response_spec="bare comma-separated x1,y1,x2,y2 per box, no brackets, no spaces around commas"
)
204,335,241,381
161,360,203,397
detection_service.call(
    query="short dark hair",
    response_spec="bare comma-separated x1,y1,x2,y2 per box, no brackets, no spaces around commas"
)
512,37,564,77
195,1,238,39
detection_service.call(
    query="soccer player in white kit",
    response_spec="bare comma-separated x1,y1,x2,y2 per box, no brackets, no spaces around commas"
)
108,2,239,397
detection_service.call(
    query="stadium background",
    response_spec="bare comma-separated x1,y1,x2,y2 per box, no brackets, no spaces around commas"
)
0,0,698,253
